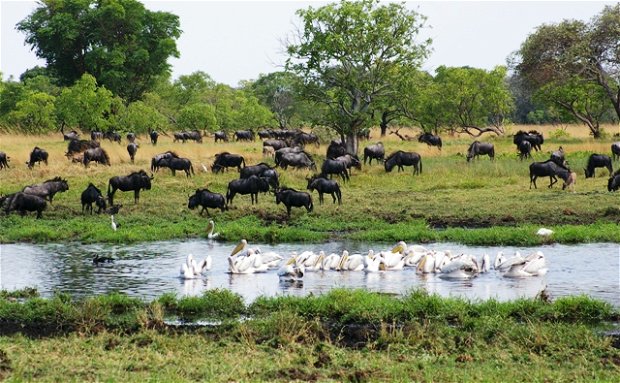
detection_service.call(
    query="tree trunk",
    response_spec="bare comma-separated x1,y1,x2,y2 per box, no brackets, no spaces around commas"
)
380,111,389,137
344,132,359,155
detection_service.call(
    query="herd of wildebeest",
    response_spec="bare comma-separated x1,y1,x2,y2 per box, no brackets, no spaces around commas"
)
0,127,619,219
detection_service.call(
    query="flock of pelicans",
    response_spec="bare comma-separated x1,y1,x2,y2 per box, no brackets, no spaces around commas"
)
177,228,550,282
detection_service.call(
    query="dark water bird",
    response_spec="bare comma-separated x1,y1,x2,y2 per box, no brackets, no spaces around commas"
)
93,254,115,265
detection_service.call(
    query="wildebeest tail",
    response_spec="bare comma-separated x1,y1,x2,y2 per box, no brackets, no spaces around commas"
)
308,195,314,212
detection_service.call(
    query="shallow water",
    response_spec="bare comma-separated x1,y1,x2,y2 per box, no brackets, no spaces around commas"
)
0,240,618,306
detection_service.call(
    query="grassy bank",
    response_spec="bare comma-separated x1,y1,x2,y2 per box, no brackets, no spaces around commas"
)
1,125,619,245
0,289,618,381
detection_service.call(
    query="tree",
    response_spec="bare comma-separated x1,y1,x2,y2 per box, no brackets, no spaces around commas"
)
250,71,303,129
120,101,168,134
177,104,217,132
286,0,430,153
55,74,113,132
7,91,57,133
17,0,181,102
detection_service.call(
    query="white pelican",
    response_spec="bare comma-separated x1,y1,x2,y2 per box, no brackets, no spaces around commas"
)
206,220,219,239
439,258,479,280
228,249,269,274
341,252,365,272
110,215,118,231
377,249,404,270
230,239,248,257
277,258,305,281
322,252,341,271
302,251,325,272
364,250,381,272
179,254,208,279
480,254,490,273
494,251,506,270
260,251,284,268
502,251,547,278
536,228,554,237
416,252,436,274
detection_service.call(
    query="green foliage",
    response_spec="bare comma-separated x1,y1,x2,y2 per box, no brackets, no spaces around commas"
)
119,100,168,134
177,103,217,132
55,74,114,131
7,91,57,133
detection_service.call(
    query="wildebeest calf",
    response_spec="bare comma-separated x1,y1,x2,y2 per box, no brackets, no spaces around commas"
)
127,143,139,163
27,147,48,169
81,183,107,214
0,152,10,169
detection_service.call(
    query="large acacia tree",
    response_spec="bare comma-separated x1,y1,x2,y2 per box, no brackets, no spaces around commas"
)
286,0,430,153
17,0,181,102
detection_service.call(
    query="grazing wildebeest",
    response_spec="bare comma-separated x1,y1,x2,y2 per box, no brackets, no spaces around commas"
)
517,140,532,160
384,151,422,175
326,140,347,159
107,170,153,205
418,132,442,150
156,156,194,177
151,151,179,172
279,151,316,171
226,175,270,205
514,130,544,151
274,146,303,166
173,131,188,143
66,139,99,157
126,132,136,143
608,170,620,191
187,188,227,216
81,183,107,214
466,141,495,162
104,130,121,143
91,131,104,141
186,130,203,143
321,159,350,181
83,147,111,167
550,146,566,167
212,152,246,174
27,147,49,169
529,160,569,189
2,192,47,218
214,131,229,143
149,130,159,145
62,129,79,141
335,154,362,175
584,154,613,178
292,131,319,147
234,130,255,142
0,152,10,169
363,142,385,165
611,142,620,161
257,129,274,140
261,168,280,189
307,175,341,205
127,143,139,163
275,188,313,217
240,163,273,179
22,177,69,203
263,139,288,151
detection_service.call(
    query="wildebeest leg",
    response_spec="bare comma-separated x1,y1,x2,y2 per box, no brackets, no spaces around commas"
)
134,190,140,203
319,192,324,205
548,176,557,188
36,209,42,219
530,175,537,189
286,206,292,217
171,169,176,176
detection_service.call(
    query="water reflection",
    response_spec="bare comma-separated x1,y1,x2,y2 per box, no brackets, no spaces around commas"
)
0,241,618,306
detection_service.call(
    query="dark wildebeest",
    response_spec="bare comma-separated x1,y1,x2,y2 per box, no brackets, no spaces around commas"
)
127,143,139,163
91,131,104,141
62,129,79,141
550,146,566,167
363,142,385,165
2,192,47,219
307,175,342,205
257,129,274,140
151,151,179,172
326,140,347,159
279,152,316,171
234,130,255,142
0,152,10,169
240,163,273,179
335,154,362,175
274,146,303,166
83,147,111,167
608,170,620,191
22,177,69,203
81,183,107,214
418,132,442,150
156,156,195,177
149,130,159,145
104,131,122,143
186,130,203,143
66,139,100,157
292,131,319,147
466,141,495,162
275,188,313,217
584,154,613,178
384,151,422,175
211,152,246,174
517,140,532,161
261,168,280,190
126,132,136,143
321,159,349,181
214,131,229,143
107,170,153,205
27,147,49,169
263,139,288,151
611,142,620,161
226,175,270,205
187,188,227,216
173,132,188,143
529,160,569,189
514,130,544,151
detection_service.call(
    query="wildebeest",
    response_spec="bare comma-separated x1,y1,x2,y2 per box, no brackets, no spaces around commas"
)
173,132,188,143
326,140,347,159
62,129,79,141
104,130,121,143
257,129,274,140
384,151,422,175
263,139,288,151
151,151,179,172
274,146,303,166
514,130,544,151
240,163,272,179
27,147,49,169
0,152,10,169
584,154,613,178
418,132,442,150
66,139,99,157
185,130,203,143
292,131,319,147
321,159,350,181
529,160,569,189
187,188,227,216
156,156,194,177
466,141,495,162
149,130,159,145
550,146,566,167
363,142,385,165
335,154,362,175
234,130,255,142
261,168,280,190
275,188,313,217
608,170,620,191
611,142,620,161
214,131,228,143
517,140,532,161
307,175,342,205
212,152,246,174
81,183,107,214
22,177,69,203
107,170,153,205
1,192,47,218
279,151,316,171
91,131,104,141
127,143,139,163
83,147,111,167
126,132,136,143
226,175,270,205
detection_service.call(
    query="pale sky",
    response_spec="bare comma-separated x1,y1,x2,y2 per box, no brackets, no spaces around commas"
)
1,1,616,86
